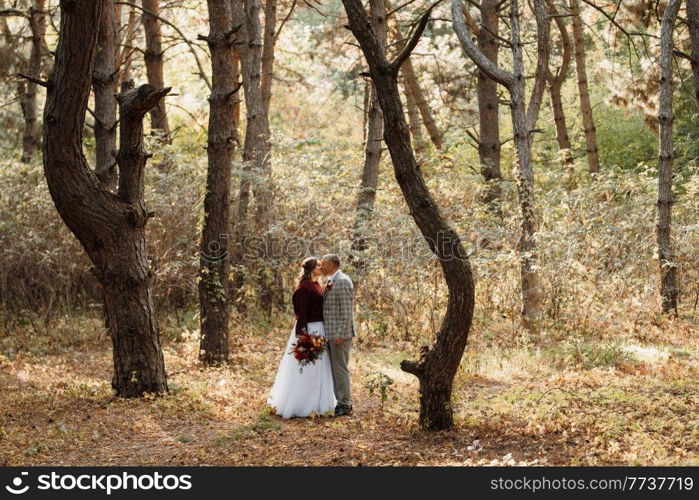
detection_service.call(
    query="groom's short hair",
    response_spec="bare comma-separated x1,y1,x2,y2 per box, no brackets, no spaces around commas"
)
322,254,341,267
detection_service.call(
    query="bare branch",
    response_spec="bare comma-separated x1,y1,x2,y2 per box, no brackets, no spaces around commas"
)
581,0,658,39
17,72,50,87
275,0,298,43
114,1,211,89
0,9,26,17
388,8,432,74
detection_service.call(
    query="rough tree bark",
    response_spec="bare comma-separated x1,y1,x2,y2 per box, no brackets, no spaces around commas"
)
231,0,275,313
198,0,240,365
351,0,387,255
342,1,476,431
476,0,502,204
569,0,599,174
686,0,699,109
453,0,549,325
43,0,169,397
93,0,118,188
261,0,276,119
20,0,45,163
402,59,442,150
142,0,170,138
403,75,425,153
545,0,572,166
233,48,242,131
657,0,681,315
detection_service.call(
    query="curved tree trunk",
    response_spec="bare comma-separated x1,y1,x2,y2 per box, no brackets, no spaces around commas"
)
545,0,572,166
351,0,386,256
476,0,502,204
548,79,572,164
657,0,681,315
93,0,118,188
343,1,475,431
198,0,240,365
142,0,170,139
20,0,45,164
569,0,599,174
454,0,549,325
43,0,169,397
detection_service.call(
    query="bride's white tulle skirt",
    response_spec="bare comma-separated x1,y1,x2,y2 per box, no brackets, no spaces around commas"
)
267,320,336,419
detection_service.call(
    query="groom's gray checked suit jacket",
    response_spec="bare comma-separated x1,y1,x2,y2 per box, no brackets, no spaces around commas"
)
323,270,355,340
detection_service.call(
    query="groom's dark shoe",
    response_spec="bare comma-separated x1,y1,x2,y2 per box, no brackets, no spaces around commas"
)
334,404,353,416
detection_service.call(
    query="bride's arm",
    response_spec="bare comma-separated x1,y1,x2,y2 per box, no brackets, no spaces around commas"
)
292,287,310,336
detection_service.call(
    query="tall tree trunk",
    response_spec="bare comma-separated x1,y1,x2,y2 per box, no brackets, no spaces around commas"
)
233,47,242,132
261,0,276,119
454,0,549,325
403,76,425,153
93,0,118,188
142,0,170,138
545,1,572,166
657,0,681,315
116,4,140,87
231,0,274,313
43,0,169,396
351,0,386,255
20,0,45,163
569,0,599,174
343,1,475,431
476,0,502,203
686,0,699,110
199,0,240,365
402,58,442,150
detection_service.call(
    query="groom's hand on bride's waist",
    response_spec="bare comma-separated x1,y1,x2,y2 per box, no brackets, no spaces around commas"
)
334,338,344,345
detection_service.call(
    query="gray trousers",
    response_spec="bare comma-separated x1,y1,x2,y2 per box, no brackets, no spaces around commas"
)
327,339,352,407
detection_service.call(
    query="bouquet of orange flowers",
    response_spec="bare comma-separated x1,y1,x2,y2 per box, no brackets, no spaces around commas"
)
290,332,327,372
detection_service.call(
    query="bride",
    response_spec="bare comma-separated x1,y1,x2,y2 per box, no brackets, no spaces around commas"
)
267,257,336,418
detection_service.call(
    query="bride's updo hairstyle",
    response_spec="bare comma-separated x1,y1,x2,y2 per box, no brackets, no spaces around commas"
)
296,257,318,286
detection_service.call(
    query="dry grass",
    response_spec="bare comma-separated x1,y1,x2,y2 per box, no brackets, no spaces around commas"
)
1,311,696,466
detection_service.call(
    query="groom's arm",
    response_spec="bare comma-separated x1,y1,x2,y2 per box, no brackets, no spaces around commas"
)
335,279,354,339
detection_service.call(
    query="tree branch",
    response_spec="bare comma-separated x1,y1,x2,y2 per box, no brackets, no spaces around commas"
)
451,0,514,87
17,72,50,87
0,9,26,17
388,8,432,74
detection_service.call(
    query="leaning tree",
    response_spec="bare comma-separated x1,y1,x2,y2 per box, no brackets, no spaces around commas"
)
341,0,476,431
42,0,169,396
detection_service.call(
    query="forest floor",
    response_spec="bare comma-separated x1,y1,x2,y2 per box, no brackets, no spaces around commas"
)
0,311,697,466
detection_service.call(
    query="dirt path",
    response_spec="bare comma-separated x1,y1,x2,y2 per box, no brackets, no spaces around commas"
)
1,321,697,466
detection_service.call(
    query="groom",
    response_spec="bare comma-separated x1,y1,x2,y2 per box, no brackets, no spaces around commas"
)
320,254,355,416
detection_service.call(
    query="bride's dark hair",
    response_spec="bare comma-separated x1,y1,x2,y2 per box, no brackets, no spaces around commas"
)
296,257,318,286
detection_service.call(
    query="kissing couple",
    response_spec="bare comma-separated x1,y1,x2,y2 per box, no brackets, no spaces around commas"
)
266,254,355,418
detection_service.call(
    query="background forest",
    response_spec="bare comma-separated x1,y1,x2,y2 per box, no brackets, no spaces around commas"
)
0,0,697,465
